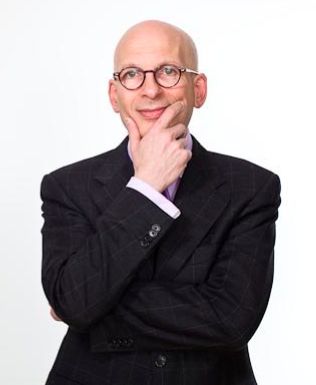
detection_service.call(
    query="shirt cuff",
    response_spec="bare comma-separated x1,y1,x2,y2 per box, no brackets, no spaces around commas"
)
126,177,181,219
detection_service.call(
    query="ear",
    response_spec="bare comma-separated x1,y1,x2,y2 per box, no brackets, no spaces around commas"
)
108,79,120,113
193,74,207,108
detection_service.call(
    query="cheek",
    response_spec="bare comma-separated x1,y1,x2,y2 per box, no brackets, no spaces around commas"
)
116,97,134,118
171,87,195,112
180,109,193,127
113,87,132,110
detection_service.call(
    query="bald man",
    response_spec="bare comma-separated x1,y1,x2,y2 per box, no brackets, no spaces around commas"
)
41,20,281,385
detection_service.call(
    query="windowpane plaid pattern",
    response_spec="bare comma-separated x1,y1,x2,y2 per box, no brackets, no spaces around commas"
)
41,136,281,385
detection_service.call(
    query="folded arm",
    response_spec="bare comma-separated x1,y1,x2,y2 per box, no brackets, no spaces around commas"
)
91,173,281,352
41,172,175,330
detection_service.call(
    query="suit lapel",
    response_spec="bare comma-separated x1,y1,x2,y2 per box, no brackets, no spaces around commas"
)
89,136,230,281
91,137,134,214
154,137,230,280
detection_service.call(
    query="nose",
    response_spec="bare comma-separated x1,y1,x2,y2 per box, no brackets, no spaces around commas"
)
141,72,162,99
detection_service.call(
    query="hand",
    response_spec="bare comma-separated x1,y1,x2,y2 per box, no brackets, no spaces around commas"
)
124,102,192,192
50,307,62,321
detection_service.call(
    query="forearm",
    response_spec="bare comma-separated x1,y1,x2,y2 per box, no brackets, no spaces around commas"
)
90,173,281,352
41,173,175,330
92,245,274,352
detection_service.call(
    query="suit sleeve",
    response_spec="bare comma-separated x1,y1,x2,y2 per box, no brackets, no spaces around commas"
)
91,173,281,352
40,172,175,331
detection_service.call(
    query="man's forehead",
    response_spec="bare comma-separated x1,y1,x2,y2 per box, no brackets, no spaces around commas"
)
117,47,182,66
114,33,184,69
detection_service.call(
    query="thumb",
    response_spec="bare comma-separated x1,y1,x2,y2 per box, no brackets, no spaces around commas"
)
124,116,141,156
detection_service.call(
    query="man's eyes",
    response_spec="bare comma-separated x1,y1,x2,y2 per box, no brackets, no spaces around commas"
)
124,69,139,78
163,66,176,74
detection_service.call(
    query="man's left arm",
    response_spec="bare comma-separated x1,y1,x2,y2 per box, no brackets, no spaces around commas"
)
92,172,281,352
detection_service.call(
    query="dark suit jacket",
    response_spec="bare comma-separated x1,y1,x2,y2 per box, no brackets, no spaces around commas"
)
41,136,281,385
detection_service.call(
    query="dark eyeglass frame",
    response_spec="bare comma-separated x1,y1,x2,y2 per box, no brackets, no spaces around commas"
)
113,64,199,90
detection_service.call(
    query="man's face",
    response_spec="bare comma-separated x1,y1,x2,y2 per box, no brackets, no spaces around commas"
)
109,27,206,137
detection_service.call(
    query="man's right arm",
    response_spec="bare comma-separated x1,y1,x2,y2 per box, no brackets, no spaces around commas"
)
41,172,175,331
42,101,191,330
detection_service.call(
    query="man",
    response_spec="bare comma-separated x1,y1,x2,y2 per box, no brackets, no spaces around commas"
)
41,20,281,385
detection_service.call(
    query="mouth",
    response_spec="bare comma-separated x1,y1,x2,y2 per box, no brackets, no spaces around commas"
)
137,106,167,120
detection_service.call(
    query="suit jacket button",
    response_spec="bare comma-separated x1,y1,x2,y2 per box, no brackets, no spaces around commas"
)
121,338,132,347
109,338,118,349
151,224,161,232
149,229,158,238
122,338,132,347
144,234,152,242
154,354,167,368
140,240,150,248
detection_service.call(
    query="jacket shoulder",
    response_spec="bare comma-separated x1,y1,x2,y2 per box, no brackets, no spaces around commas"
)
211,151,277,175
206,150,281,194
192,136,279,182
46,152,109,179
42,138,128,182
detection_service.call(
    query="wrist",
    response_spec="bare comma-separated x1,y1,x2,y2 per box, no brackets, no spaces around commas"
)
134,173,165,192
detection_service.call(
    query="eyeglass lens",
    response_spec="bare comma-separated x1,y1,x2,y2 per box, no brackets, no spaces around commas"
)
119,65,181,89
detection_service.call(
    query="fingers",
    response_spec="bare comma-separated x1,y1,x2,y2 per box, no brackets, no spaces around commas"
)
124,116,140,156
154,101,184,131
176,137,188,148
169,124,188,140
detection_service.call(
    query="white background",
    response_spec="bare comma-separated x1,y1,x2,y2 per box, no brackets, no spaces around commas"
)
1,0,315,384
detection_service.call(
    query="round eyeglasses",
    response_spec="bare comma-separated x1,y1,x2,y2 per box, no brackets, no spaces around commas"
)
113,64,199,90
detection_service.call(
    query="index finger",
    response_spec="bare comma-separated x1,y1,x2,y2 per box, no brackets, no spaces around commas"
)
153,101,184,131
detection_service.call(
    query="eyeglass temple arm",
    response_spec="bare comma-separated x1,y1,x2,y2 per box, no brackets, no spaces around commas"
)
181,67,200,75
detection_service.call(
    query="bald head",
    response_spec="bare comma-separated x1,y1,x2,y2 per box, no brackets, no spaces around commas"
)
114,20,198,71
108,19,207,138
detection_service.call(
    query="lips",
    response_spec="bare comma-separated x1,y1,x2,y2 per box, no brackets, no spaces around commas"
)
137,107,167,120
